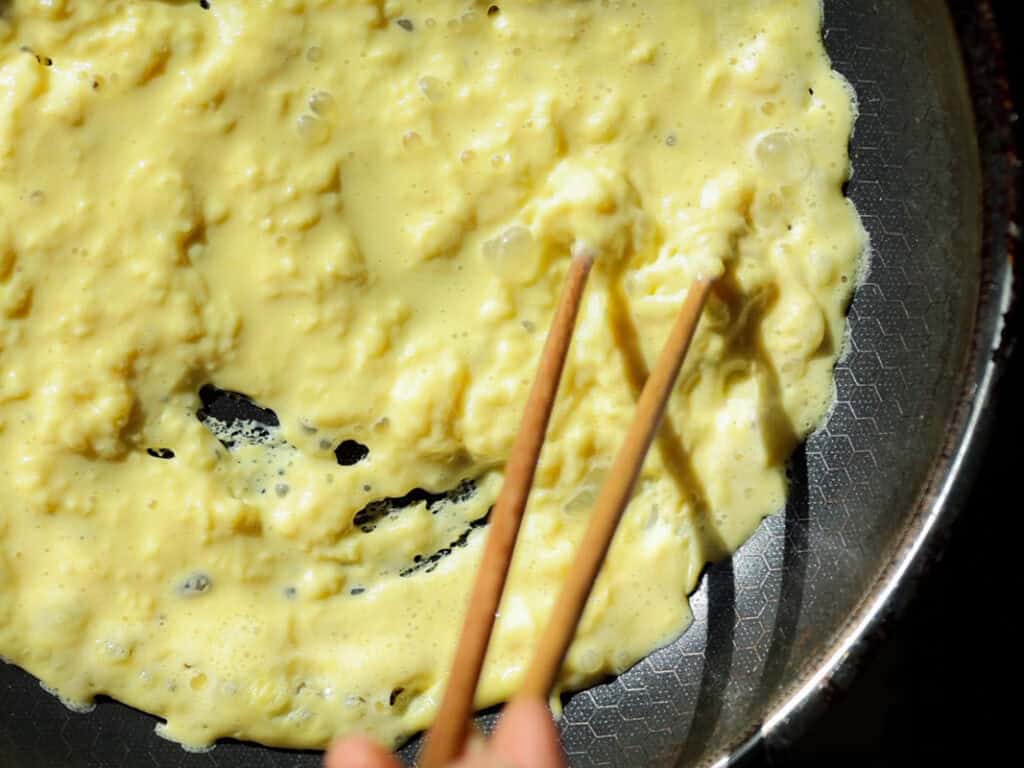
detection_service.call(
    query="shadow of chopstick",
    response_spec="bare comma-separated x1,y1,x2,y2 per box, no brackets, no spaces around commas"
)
606,275,729,562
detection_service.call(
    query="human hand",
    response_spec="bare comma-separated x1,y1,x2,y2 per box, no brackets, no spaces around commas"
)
324,698,566,768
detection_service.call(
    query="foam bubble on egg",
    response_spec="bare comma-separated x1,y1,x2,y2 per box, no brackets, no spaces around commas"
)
296,114,329,145
481,225,538,283
752,130,811,184
309,90,334,116
39,681,96,714
417,76,444,102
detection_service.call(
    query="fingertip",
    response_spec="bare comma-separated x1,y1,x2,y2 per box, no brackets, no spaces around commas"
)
324,735,401,768
491,697,565,768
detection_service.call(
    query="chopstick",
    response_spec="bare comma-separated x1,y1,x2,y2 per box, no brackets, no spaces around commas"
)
419,249,596,768
517,277,714,701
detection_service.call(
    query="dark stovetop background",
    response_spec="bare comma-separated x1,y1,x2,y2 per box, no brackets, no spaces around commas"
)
750,2,1021,765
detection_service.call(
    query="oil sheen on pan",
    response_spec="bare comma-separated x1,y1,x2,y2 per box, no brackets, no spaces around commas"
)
0,0,865,751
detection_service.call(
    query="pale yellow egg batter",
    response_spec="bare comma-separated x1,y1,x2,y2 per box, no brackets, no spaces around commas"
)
0,0,864,751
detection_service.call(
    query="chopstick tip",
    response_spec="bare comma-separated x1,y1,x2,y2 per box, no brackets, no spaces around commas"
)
571,241,599,270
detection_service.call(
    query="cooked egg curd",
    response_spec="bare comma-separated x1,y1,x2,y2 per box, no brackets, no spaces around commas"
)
0,0,864,751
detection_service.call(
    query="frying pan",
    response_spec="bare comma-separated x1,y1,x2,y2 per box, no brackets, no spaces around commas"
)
0,0,1018,765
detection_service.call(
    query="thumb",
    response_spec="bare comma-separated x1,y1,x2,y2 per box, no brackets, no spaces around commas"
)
324,735,402,768
488,697,565,768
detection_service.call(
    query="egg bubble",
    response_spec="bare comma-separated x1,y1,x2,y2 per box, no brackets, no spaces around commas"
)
482,226,538,283
752,130,810,183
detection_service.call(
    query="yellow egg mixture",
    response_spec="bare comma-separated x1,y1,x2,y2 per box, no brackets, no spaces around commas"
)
0,0,864,751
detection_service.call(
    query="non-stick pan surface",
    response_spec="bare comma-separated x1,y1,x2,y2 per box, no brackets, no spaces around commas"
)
0,1,1017,766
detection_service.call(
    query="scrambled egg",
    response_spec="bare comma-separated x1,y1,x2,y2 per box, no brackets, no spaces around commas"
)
0,0,864,751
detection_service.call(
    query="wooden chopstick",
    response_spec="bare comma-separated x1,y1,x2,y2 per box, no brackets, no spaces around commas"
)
419,249,596,768
517,277,714,701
